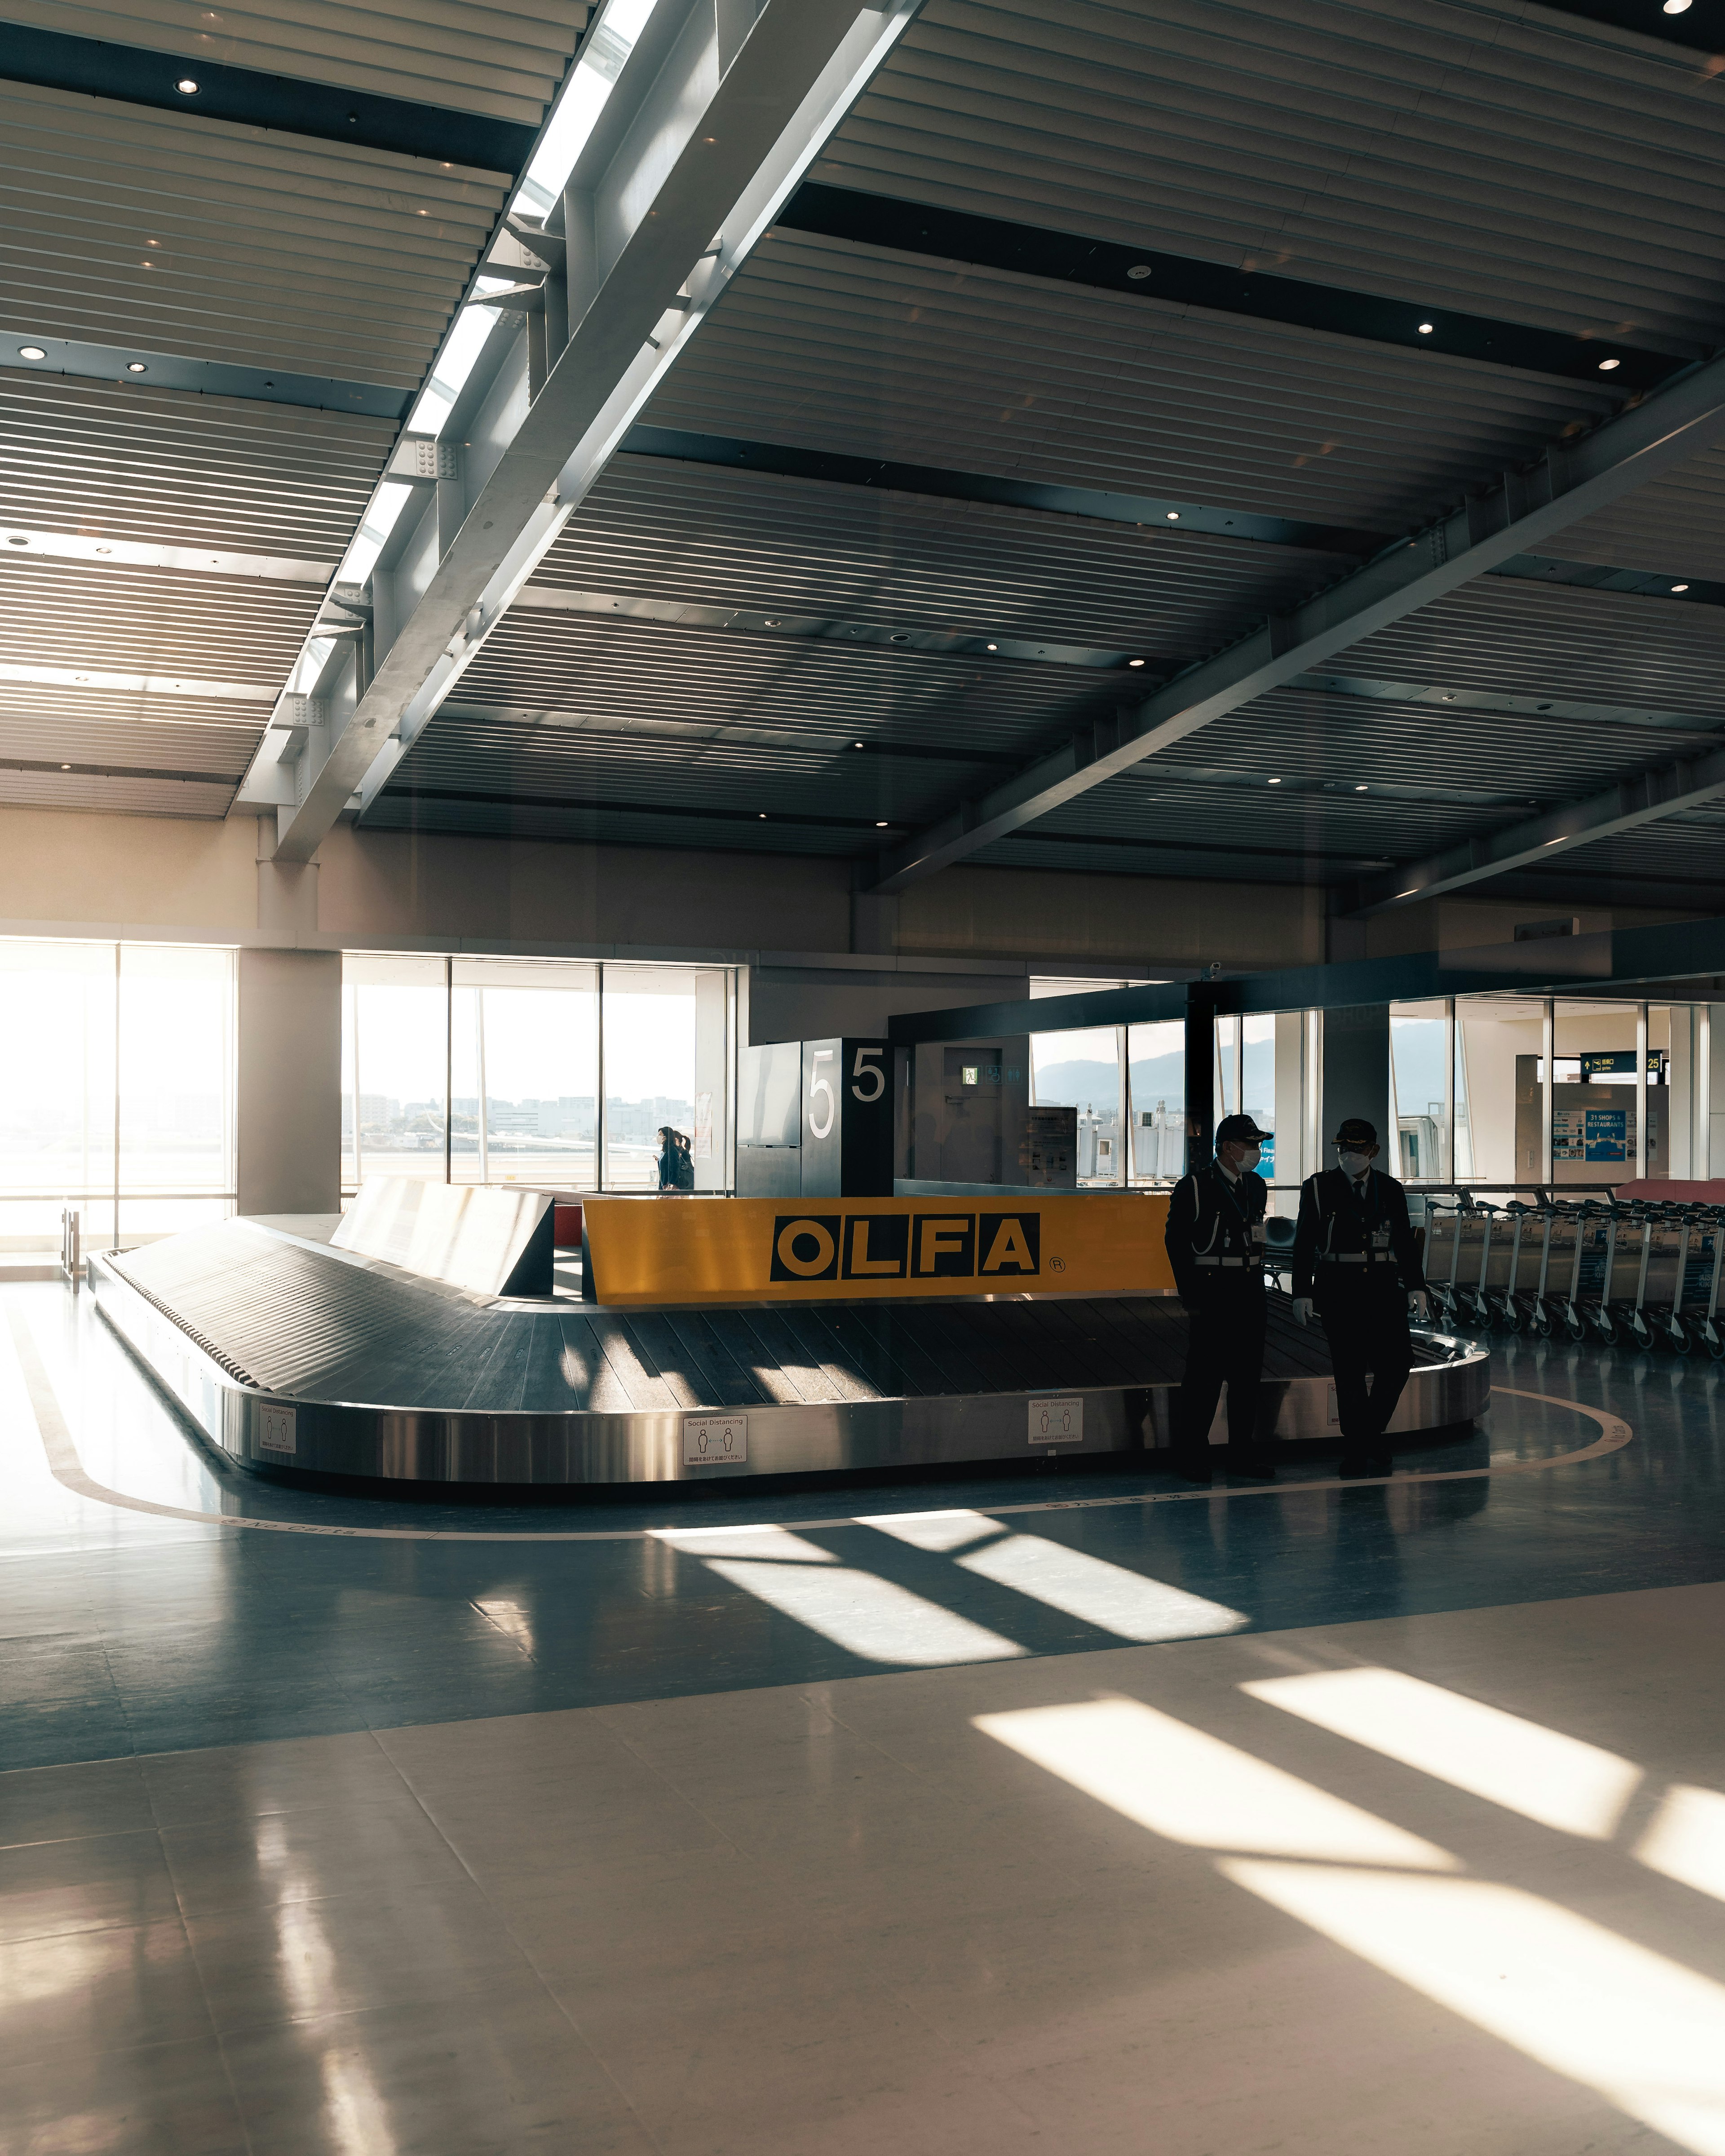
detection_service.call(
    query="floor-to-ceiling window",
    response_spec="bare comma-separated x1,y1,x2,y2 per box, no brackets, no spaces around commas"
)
1028,985,1124,1186
0,937,234,1260
341,955,733,1197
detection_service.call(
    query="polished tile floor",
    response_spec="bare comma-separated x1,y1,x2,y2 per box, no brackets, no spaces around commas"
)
3,1282,1725,2152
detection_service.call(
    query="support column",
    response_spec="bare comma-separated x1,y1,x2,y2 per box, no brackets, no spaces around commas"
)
1321,1004,1391,1158
236,950,342,1215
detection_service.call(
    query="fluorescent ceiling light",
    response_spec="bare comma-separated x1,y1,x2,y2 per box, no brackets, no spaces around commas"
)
514,0,661,217
335,481,416,586
404,305,501,438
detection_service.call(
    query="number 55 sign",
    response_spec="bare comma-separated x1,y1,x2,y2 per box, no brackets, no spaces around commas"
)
801,1037,893,1197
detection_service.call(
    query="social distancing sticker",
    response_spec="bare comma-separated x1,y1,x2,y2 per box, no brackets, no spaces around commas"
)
583,1194,1173,1306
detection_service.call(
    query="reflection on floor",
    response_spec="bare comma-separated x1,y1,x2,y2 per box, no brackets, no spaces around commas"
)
2,1281,1724,2152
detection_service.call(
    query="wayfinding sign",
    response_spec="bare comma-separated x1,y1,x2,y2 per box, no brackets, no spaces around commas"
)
582,1193,1174,1306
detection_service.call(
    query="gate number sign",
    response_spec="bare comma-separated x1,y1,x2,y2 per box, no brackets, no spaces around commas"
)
1028,1397,1084,1445
684,1414,747,1466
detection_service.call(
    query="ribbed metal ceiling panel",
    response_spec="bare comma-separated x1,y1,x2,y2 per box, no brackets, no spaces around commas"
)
970,833,1350,883
448,610,1115,759
0,701,258,778
541,456,1353,662
644,233,1616,531
1521,813,1725,896
1332,581,1725,718
0,372,391,557
0,80,507,384
388,708,963,832
815,0,1725,348
1025,768,1511,856
0,767,234,817
3,0,587,126
1164,685,1704,800
1548,444,1725,586
0,557,318,685
363,791,869,856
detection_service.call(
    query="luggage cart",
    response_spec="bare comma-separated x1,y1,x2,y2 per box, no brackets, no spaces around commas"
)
1556,1200,1616,1343
1674,1204,1725,1358
1451,1198,1494,1327
1478,1201,1525,1331
1422,1194,1468,1324
1597,1202,1649,1348
1655,1204,1708,1354
1500,1200,1552,1332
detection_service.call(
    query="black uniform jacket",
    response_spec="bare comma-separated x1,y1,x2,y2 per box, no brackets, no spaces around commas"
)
1164,1161,1269,1304
1293,1167,1426,1302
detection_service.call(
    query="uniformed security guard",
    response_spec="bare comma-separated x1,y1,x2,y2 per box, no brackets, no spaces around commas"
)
1164,1112,1274,1484
1292,1117,1431,1478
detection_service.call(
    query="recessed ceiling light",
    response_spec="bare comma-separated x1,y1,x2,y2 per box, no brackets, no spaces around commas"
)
1267,777,1282,785
18,345,45,360
758,812,765,818
853,740,864,748
1165,511,1180,521
1599,357,1621,371
1355,784,1368,791
1126,264,1153,281
763,618,778,626
1672,583,1690,592
986,642,997,650
875,820,889,827
1417,322,1434,334
175,76,198,92
1665,0,1692,14
125,361,147,373
1128,657,1146,667
95,546,111,554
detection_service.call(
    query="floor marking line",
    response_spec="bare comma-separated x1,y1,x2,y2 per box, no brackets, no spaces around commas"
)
4,1310,1633,1542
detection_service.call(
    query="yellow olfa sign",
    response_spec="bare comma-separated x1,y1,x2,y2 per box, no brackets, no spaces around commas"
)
582,1193,1175,1306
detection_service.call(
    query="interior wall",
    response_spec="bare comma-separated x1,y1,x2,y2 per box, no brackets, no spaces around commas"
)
900,865,1326,969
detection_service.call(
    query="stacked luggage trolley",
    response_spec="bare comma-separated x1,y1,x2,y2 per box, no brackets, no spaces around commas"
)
1420,1190,1725,1355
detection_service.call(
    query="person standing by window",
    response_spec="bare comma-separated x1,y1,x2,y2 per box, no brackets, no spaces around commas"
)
656,1125,679,1192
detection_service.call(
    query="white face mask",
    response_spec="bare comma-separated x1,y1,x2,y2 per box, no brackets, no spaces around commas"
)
1338,1149,1371,1178
1236,1143,1261,1172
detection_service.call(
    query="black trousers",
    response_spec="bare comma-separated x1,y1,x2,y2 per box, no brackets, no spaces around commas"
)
1321,1294,1413,1449
1175,1294,1267,1458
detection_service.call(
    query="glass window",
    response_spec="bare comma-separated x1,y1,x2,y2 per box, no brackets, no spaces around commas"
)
1552,1001,1660,1185
452,959,598,1190
1242,1016,1274,1175
342,955,449,1191
1390,1000,1450,1184
1030,1025,1122,1185
0,937,235,1258
1454,999,1549,1187
118,945,233,1217
603,967,703,1191
1128,1019,1185,1183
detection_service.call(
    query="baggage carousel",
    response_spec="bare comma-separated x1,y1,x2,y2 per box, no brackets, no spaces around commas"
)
86,1216,1491,1487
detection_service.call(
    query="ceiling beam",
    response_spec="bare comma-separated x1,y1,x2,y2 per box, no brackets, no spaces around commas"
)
863,351,1725,895
256,0,924,865
1349,747,1725,914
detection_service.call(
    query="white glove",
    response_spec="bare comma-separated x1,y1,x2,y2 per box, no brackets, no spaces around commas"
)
1292,1297,1314,1327
1409,1290,1430,1321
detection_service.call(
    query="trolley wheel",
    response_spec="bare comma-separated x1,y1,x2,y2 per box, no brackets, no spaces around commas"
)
1530,1309,1552,1338
1625,1316,1653,1352
1668,1318,1696,1358
1590,1311,1620,1347
1709,1329,1725,1362
1499,1302,1523,1334
1563,1308,1588,1343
